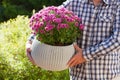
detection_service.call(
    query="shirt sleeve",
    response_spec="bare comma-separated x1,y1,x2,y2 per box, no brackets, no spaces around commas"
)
83,4,120,61
59,0,73,10
28,33,36,42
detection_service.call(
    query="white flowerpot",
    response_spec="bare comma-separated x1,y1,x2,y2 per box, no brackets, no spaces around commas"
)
31,39,75,71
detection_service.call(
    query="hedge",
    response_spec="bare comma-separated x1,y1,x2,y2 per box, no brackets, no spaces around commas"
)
0,16,69,80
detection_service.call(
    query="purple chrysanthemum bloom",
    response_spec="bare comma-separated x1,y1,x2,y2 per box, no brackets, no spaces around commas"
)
29,6,84,45
53,18,62,23
79,24,84,30
45,24,54,31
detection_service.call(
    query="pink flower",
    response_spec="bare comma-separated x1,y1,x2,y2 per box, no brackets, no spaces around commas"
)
57,23,69,29
75,22,79,26
29,6,84,45
53,18,62,23
45,24,54,31
42,15,49,22
79,24,84,30
40,30,45,34
49,14,56,20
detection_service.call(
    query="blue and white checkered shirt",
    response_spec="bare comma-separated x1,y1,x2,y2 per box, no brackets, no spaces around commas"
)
28,0,120,79
61,0,120,80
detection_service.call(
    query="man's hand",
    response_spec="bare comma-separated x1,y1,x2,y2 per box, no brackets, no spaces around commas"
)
67,44,86,67
26,41,36,65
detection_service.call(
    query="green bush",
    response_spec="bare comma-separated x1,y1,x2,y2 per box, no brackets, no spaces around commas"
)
0,16,69,80
0,0,66,22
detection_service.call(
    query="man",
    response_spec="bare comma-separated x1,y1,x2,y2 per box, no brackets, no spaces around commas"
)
26,0,120,79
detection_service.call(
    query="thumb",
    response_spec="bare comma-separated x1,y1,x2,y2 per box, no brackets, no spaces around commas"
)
73,42,80,51
27,48,32,53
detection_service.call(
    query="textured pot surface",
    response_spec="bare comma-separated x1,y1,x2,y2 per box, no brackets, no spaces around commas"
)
31,39,75,71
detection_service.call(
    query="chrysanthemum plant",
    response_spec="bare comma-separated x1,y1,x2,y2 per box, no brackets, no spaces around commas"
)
30,6,84,46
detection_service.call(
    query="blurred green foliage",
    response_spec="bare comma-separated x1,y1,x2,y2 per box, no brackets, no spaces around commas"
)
0,16,69,80
0,0,66,22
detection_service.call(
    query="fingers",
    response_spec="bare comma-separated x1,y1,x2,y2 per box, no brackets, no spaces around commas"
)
67,52,80,66
67,53,81,67
73,43,81,51
27,48,31,53
26,42,36,65
26,50,36,65
26,51,32,62
68,60,78,67
68,44,81,67
67,54,86,67
67,56,75,66
67,56,78,67
67,43,86,67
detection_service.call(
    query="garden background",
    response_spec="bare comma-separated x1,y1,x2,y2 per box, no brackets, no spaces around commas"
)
0,0,70,80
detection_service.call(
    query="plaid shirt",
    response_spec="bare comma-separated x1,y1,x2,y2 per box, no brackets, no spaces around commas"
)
61,0,120,80
28,0,120,80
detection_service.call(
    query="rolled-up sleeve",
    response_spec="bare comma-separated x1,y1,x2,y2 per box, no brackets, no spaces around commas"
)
28,33,36,42
59,0,73,10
